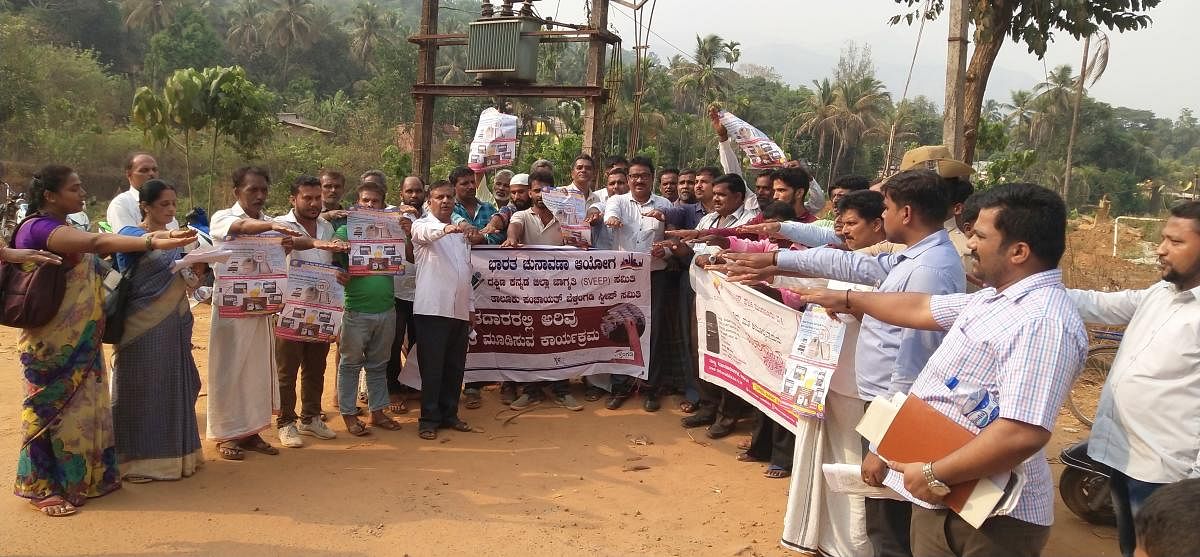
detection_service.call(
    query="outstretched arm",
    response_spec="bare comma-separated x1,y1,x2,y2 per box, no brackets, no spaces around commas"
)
787,287,942,331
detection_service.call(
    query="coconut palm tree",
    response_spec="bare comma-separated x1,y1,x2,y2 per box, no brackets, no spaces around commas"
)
264,0,317,87
436,46,470,84
348,1,395,68
121,0,179,32
788,78,839,171
723,40,741,69
1001,89,1041,146
225,0,264,53
829,75,890,181
670,34,737,114
1034,65,1076,121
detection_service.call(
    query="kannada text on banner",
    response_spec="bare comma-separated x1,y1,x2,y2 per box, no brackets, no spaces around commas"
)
346,207,408,276
399,247,652,387
215,234,288,318
275,259,345,343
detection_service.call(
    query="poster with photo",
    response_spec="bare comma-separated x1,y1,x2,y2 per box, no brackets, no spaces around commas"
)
346,207,407,276
275,259,345,343
719,109,788,169
541,187,591,246
467,107,519,172
214,235,288,318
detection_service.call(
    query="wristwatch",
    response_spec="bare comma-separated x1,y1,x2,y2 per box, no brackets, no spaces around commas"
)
923,462,952,497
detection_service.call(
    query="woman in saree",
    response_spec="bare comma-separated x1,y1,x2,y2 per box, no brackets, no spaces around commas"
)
10,165,195,517
111,179,204,482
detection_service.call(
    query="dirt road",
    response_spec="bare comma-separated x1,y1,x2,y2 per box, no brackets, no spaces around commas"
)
0,307,1115,556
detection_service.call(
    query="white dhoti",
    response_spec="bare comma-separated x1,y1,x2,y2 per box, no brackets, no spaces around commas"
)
206,309,278,441
780,390,872,557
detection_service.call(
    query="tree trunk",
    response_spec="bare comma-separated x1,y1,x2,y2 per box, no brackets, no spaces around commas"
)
826,136,837,184
1063,34,1091,206
209,126,220,212
961,0,1015,164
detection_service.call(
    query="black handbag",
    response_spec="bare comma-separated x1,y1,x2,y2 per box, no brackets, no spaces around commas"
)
101,250,141,345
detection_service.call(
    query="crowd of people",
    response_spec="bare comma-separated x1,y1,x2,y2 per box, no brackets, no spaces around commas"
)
2,113,1198,557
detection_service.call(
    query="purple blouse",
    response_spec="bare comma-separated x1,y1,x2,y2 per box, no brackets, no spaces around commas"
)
12,216,64,251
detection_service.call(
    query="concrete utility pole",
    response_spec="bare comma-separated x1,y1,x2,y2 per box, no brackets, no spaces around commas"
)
943,0,970,160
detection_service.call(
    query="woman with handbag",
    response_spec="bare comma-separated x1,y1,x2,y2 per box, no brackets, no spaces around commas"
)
8,165,194,517
111,179,205,483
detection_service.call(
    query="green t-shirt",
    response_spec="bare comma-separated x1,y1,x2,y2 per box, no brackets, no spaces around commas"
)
334,225,395,314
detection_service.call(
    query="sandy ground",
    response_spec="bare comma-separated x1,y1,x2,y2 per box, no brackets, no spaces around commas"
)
0,306,1117,556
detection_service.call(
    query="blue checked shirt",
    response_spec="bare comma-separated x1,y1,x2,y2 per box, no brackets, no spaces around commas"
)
776,229,965,400
881,269,1088,526
453,200,502,244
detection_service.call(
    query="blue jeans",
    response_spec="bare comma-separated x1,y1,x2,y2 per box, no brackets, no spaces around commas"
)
1110,470,1165,557
337,309,396,416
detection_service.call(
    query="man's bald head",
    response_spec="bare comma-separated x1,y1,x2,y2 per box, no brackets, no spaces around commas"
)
125,153,158,189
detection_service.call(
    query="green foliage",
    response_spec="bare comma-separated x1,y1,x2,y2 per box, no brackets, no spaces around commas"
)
0,14,125,159
143,8,226,84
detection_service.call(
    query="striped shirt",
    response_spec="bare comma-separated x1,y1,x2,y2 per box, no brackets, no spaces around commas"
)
882,269,1088,526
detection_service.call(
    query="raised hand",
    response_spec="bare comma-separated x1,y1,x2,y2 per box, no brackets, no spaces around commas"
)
270,223,304,237
605,216,622,229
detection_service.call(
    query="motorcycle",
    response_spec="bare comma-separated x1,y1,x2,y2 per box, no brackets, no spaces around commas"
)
2,182,28,241
1059,441,1116,526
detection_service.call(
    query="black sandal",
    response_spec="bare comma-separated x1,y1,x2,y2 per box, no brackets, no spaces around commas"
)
445,421,472,432
419,429,437,440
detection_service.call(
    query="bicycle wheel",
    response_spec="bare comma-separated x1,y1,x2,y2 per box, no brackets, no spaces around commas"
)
1068,345,1116,427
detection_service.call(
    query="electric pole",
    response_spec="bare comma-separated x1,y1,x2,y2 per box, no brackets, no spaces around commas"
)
943,0,970,160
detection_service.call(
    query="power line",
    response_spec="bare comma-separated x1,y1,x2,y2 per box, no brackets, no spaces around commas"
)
609,3,696,64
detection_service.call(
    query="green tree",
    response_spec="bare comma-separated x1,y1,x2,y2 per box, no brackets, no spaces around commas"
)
121,0,180,32
264,0,317,87
671,34,737,113
143,8,227,84
225,0,264,53
891,0,1161,163
348,1,396,68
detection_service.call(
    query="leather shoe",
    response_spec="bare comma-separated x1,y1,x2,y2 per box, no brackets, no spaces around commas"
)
605,393,629,410
681,412,716,429
642,393,661,412
705,419,736,439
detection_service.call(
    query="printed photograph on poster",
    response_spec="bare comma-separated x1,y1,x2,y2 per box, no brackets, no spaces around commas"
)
718,109,788,169
692,267,811,430
541,187,592,246
346,207,407,276
215,234,288,318
275,259,346,343
467,107,519,172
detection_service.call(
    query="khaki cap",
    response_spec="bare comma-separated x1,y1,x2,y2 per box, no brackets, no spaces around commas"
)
898,145,974,178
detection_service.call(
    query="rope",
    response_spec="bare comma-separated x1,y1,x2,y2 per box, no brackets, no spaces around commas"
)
883,0,933,173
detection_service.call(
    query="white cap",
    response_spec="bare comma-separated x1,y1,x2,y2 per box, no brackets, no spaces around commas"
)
510,173,530,186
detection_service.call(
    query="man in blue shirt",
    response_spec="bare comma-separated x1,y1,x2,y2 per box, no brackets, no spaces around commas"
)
722,169,965,557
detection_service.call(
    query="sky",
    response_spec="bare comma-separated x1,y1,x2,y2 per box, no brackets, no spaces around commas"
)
541,0,1197,120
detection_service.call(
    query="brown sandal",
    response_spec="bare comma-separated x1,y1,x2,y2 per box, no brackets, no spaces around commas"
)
419,429,437,440
345,419,370,437
238,435,280,455
372,418,402,431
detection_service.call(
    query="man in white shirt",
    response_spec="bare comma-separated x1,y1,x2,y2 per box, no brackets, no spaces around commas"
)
1069,200,1200,557
602,156,674,412
386,176,425,413
273,175,345,448
411,182,484,440
107,153,179,232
